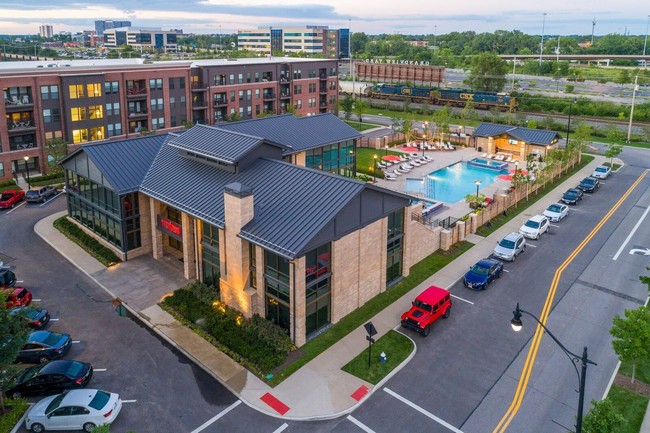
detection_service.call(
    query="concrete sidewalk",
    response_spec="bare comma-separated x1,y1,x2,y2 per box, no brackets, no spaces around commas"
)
34,154,647,424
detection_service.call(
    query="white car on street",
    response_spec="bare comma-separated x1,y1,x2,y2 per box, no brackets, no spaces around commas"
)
519,214,550,240
591,165,611,179
543,203,569,223
25,389,122,433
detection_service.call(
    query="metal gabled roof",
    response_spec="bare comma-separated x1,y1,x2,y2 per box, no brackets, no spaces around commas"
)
218,113,361,154
473,122,561,146
167,124,270,164
71,134,168,195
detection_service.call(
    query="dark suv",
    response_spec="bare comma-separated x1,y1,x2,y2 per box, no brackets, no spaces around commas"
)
25,186,57,203
577,176,600,193
0,269,17,288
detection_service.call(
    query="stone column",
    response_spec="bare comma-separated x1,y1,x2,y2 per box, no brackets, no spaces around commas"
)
149,197,163,259
181,212,196,280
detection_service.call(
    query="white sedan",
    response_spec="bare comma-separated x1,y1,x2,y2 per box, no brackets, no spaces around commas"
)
25,389,122,433
592,165,611,179
543,203,569,222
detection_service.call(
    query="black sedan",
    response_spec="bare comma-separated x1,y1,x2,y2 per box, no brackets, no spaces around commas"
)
577,176,600,193
9,306,51,329
561,188,584,205
5,360,93,399
16,331,72,364
463,258,504,290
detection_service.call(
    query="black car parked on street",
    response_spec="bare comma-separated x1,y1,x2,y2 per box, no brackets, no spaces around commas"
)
5,360,93,398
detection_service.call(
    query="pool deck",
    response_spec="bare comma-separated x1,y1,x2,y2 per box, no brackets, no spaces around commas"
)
376,147,516,220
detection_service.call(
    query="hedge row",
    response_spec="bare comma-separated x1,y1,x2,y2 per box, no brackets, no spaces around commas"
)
161,282,294,375
53,216,121,267
0,179,17,188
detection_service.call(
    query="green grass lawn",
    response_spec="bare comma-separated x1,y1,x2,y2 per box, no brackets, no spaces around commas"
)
607,385,649,433
619,358,650,385
342,330,414,384
356,147,405,178
345,120,382,132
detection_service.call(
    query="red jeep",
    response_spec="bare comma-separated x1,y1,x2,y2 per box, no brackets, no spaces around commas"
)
0,189,25,209
400,286,452,337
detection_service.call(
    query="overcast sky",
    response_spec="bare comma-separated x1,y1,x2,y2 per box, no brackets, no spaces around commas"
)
1,0,648,36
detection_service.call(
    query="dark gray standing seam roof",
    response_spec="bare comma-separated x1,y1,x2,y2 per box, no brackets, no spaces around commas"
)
167,124,281,163
79,134,168,194
140,143,366,259
218,113,361,154
473,122,561,146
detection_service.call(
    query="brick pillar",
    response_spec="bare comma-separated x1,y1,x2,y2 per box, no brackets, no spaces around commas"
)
150,197,163,259
181,212,196,280
469,213,478,234
440,229,452,251
219,182,255,317
457,220,466,241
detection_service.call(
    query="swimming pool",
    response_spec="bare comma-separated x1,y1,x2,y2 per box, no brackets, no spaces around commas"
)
467,158,508,171
405,162,508,204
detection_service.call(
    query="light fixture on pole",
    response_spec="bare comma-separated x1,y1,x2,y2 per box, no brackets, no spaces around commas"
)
510,303,596,433
373,154,378,183
566,97,577,149
627,74,639,143
643,15,650,69
475,179,481,203
23,156,31,189
539,12,547,67
385,144,388,157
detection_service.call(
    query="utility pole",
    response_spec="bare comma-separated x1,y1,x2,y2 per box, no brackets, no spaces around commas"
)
643,15,650,69
591,18,596,45
627,75,639,143
555,37,560,92
539,12,547,67
511,58,516,92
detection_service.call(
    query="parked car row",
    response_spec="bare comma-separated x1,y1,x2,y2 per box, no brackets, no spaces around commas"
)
0,185,59,210
3,268,123,432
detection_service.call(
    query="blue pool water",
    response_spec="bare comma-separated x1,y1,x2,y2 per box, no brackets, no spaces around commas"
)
405,162,508,204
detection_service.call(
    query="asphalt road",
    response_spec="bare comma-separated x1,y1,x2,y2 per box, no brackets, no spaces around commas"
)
3,145,649,433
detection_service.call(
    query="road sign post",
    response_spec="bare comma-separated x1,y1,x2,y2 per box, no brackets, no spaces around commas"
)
364,322,377,367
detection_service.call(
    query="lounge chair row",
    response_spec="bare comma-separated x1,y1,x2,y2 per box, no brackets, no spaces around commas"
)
480,152,515,163
383,156,434,180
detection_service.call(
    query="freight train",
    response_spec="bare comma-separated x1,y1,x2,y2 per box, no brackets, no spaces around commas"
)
366,84,517,111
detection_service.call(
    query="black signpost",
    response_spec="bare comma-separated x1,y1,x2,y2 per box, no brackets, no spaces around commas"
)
364,321,377,367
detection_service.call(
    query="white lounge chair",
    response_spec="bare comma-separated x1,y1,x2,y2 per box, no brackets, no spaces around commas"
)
495,154,506,161
505,156,514,163
422,155,434,162
487,154,495,159
480,152,488,158
411,160,422,167
384,173,397,180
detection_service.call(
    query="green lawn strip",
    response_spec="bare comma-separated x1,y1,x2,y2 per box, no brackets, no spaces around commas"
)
0,398,29,432
267,241,473,386
618,356,650,386
607,385,649,433
344,120,383,132
356,147,405,178
341,330,413,384
476,155,595,237
53,216,121,267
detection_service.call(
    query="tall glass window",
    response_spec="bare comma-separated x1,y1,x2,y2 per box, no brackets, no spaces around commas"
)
305,139,355,177
305,243,331,337
201,223,220,288
386,209,404,285
264,251,290,334
166,208,183,252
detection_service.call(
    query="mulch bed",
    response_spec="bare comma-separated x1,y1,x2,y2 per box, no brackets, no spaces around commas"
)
614,373,650,398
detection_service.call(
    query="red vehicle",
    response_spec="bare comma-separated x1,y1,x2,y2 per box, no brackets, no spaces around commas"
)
400,285,452,337
3,287,32,308
0,189,25,209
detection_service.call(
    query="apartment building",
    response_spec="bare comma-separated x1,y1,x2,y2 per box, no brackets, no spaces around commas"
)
238,26,349,59
103,27,178,52
39,25,54,39
0,57,338,183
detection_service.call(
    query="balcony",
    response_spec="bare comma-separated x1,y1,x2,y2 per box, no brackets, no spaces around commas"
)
191,82,207,92
262,92,275,101
128,110,148,119
9,136,37,151
126,87,148,100
279,92,291,99
213,97,228,107
279,76,291,83
319,73,327,80
5,95,34,112
319,87,328,95
7,119,36,135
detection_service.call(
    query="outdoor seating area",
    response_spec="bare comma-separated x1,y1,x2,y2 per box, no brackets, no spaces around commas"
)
409,141,456,151
480,152,516,163
378,154,435,180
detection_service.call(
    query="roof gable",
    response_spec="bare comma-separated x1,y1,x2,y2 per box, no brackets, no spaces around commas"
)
473,122,561,146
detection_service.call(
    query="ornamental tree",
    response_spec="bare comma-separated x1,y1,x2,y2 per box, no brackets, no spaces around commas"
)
610,306,650,383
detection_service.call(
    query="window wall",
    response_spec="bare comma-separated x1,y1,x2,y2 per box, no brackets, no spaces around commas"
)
304,139,355,177
201,222,220,288
386,209,404,285
305,243,331,337
264,251,290,334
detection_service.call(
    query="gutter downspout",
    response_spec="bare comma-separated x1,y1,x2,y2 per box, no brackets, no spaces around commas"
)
291,260,296,345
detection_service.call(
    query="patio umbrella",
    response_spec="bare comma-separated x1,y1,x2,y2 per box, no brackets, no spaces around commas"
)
508,168,528,175
401,146,418,152
498,174,513,181
382,155,401,162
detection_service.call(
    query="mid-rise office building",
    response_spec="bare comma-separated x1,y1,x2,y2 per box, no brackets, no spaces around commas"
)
238,26,349,59
39,25,54,39
103,27,178,52
0,57,338,183
95,20,132,36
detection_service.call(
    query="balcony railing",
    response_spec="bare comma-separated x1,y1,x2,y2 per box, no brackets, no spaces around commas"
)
128,110,148,119
213,98,228,106
126,87,147,98
280,92,291,99
7,120,35,132
263,93,275,100
9,142,36,151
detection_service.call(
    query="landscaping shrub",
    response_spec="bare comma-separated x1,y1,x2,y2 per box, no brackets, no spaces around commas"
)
0,179,17,188
53,216,121,267
162,282,294,375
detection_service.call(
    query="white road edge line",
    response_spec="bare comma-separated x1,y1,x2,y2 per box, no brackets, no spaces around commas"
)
613,205,650,260
271,423,289,433
6,202,26,214
190,400,242,433
450,294,474,305
121,400,137,403
347,415,376,433
384,388,464,433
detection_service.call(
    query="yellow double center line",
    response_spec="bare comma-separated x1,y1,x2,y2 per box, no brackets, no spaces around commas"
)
493,169,648,433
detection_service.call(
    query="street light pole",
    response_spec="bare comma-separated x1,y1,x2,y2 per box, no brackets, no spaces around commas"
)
511,304,596,433
539,13,547,67
373,154,377,183
643,15,650,69
23,156,31,189
566,97,576,149
475,179,481,204
627,74,639,143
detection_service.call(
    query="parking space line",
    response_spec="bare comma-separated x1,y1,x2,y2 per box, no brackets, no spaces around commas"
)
32,298,41,302
526,244,537,248
271,423,289,433
6,202,26,213
190,400,241,433
93,368,107,372
550,224,560,228
17,280,24,283
72,340,81,343
49,318,59,321
613,204,650,260
450,294,474,305
384,388,464,433
122,400,137,403
347,415,376,433
502,269,510,273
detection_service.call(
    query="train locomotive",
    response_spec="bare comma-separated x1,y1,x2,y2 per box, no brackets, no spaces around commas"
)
367,84,517,111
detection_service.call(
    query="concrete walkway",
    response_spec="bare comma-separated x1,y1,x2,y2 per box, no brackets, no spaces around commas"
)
34,154,650,428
